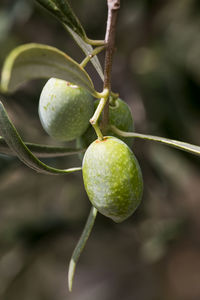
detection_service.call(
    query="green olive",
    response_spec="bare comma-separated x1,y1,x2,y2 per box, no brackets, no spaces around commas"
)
39,78,94,141
103,98,134,147
82,136,143,223
77,97,134,152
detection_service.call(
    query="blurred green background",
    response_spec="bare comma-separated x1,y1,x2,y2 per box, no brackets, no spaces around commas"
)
0,0,200,299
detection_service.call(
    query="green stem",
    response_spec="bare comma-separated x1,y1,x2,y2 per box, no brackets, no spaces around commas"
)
90,95,108,125
90,88,109,139
92,123,104,140
84,37,105,46
109,92,119,106
111,91,119,99
94,87,110,99
80,46,105,68
68,206,98,292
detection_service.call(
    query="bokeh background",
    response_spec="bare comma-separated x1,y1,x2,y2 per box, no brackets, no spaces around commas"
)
0,0,200,299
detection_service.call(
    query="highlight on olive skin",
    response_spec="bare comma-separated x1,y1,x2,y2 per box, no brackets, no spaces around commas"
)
39,78,94,141
82,136,143,223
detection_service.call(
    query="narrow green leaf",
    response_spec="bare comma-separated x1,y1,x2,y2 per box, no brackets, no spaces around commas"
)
0,136,85,158
36,0,86,39
0,100,82,175
68,206,98,292
35,0,104,80
65,25,104,81
1,43,96,95
111,125,200,157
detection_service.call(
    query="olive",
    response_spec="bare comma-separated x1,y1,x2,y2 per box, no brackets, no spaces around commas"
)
39,78,94,141
82,136,143,223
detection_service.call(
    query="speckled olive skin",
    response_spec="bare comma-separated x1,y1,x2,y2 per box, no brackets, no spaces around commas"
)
82,136,143,223
39,78,94,141
77,98,134,152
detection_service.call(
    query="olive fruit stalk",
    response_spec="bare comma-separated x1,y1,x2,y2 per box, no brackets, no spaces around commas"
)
76,97,134,158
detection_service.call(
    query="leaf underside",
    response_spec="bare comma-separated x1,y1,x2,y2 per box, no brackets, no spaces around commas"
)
0,100,81,175
0,136,84,158
35,0,104,80
110,125,200,157
0,43,96,95
68,206,98,292
135,133,200,156
36,0,86,39
65,25,104,81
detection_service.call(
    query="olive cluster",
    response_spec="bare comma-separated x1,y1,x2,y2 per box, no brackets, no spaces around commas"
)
39,78,143,222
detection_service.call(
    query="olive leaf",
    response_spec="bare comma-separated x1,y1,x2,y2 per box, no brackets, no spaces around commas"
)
36,0,86,39
65,26,104,81
0,136,84,158
68,206,98,292
0,100,82,175
0,43,97,96
35,0,104,80
111,125,200,157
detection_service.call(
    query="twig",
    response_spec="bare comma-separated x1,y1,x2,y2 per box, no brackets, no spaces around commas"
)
84,37,105,46
101,0,120,130
80,45,105,68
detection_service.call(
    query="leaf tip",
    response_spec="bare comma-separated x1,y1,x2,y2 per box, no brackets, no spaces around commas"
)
68,259,76,292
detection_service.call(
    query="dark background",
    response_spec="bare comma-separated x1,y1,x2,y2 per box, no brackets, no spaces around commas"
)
0,0,200,299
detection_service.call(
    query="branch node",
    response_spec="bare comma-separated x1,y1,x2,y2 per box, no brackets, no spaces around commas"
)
108,0,120,10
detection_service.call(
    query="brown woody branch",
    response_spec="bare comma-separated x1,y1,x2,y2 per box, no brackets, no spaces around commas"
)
101,0,120,131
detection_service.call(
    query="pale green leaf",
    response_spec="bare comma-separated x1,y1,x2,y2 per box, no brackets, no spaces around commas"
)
35,0,104,81
1,43,96,95
0,136,84,158
65,25,104,81
111,125,200,156
0,100,82,175
36,0,86,39
68,206,97,292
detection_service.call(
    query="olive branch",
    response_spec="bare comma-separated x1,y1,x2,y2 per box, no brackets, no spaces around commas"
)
0,0,199,293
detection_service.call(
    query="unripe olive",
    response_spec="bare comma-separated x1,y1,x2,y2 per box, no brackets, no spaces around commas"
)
39,78,94,141
82,136,143,223
103,98,134,147
77,97,134,151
